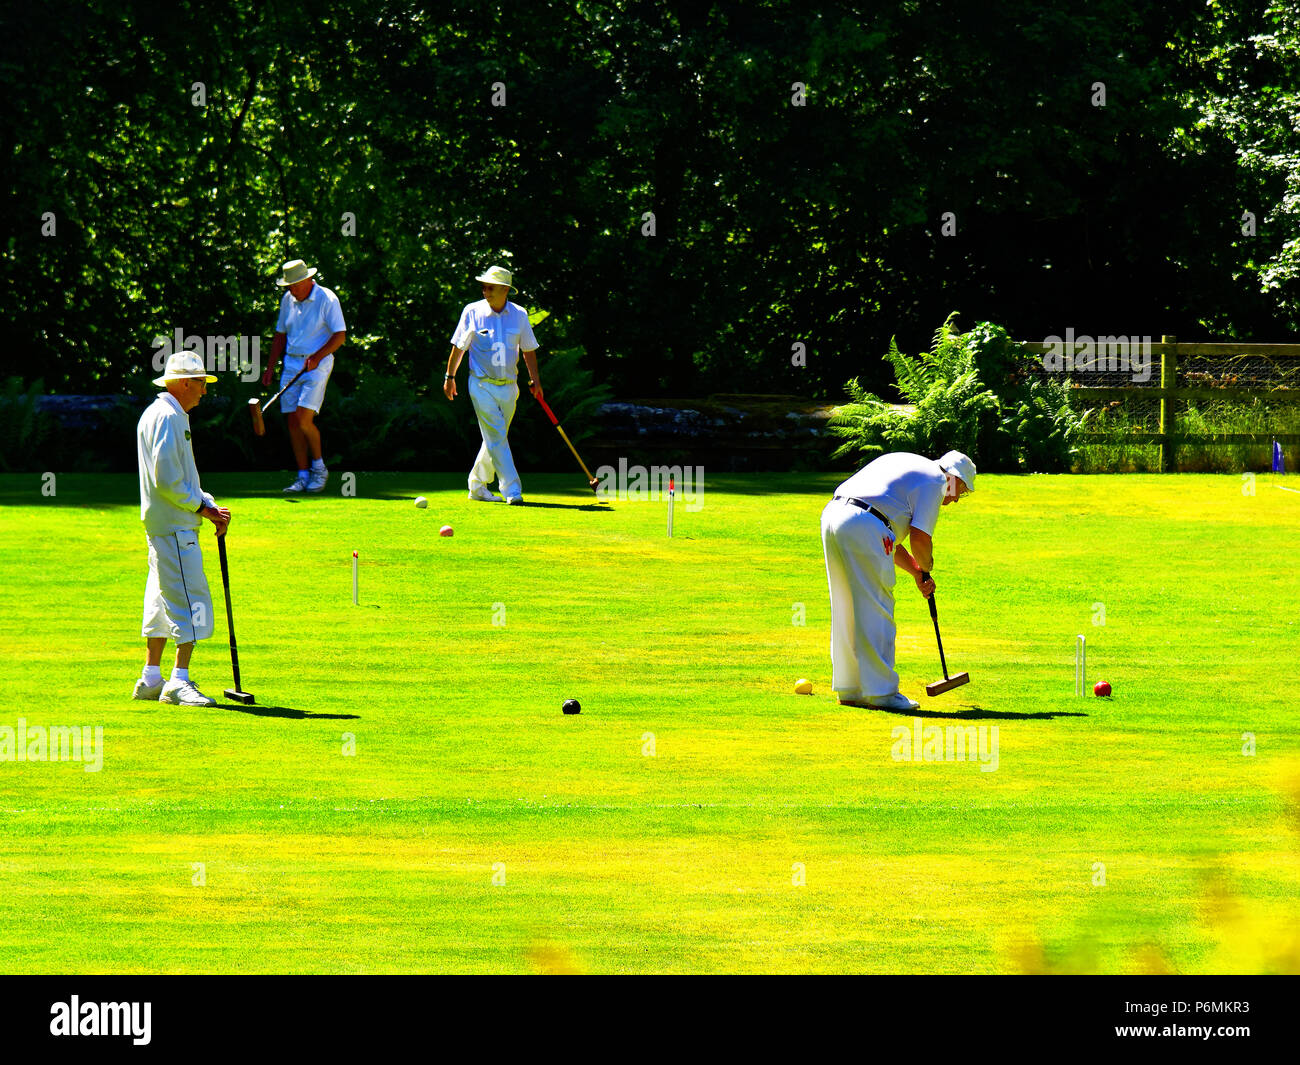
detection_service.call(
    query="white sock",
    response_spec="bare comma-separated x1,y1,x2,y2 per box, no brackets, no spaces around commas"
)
172,667,190,683
142,665,162,686
298,469,310,481
311,458,326,472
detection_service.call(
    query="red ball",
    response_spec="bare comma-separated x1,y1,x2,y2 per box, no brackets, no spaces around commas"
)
1093,680,1112,697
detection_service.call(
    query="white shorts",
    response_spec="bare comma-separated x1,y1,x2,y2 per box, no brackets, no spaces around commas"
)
280,354,334,414
143,530,215,643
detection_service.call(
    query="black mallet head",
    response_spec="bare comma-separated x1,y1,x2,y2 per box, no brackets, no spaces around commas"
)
224,688,255,705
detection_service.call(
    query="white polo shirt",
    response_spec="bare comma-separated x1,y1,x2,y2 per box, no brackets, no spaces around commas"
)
137,392,215,535
451,300,539,381
275,282,347,355
835,452,945,539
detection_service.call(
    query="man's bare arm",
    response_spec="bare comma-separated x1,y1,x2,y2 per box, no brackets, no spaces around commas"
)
909,528,934,573
894,541,936,597
306,331,346,369
443,346,464,400
262,332,287,385
521,349,541,399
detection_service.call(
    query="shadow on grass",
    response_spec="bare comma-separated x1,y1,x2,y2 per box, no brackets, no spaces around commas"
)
218,703,359,720
868,704,1088,722
227,489,613,508
514,500,612,511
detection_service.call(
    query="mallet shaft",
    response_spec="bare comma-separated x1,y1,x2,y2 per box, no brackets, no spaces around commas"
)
555,424,596,484
923,571,950,680
218,535,242,692
535,394,599,493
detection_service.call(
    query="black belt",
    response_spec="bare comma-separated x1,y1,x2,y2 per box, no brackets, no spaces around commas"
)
833,496,895,531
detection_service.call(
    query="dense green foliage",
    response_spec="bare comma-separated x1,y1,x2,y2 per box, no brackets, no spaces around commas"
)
2,0,1299,405
828,315,1088,471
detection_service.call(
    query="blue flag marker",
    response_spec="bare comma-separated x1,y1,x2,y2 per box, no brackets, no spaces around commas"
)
1274,440,1285,474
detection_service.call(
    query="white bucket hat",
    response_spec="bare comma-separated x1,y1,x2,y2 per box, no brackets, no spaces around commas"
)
475,266,516,293
153,351,217,388
938,450,976,492
277,259,318,286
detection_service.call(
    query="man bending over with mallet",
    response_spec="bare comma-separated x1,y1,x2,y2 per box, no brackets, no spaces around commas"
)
821,450,974,711
134,352,231,707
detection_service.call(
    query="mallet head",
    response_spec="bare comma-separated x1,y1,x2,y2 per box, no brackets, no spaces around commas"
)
925,672,970,697
248,398,265,436
224,689,255,705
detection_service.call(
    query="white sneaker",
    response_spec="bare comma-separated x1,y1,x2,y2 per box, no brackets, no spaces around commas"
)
506,496,524,506
132,678,163,701
306,468,329,493
865,692,921,711
469,486,499,502
283,477,308,494
159,679,216,707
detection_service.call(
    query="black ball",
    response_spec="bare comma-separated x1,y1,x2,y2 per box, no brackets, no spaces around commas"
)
562,699,581,715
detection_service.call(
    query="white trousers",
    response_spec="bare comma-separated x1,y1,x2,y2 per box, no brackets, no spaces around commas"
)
143,530,215,643
821,498,899,699
468,376,522,499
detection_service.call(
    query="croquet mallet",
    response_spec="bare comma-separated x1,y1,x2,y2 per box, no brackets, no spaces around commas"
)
922,571,970,696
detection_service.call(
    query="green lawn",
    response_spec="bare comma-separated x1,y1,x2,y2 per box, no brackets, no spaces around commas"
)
0,471,1297,973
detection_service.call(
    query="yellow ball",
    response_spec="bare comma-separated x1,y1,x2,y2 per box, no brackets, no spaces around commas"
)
794,679,813,695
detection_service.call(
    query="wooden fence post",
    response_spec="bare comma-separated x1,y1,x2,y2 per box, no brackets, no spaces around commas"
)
1159,335,1177,472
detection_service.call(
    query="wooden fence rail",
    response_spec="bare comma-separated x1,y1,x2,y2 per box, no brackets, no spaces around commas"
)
1015,335,1300,470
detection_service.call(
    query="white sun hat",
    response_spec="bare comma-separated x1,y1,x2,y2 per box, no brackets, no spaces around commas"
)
938,450,976,491
153,351,217,388
277,259,318,286
475,266,516,292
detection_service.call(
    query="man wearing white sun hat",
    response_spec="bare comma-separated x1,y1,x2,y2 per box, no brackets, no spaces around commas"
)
444,265,541,505
134,351,232,708
821,450,975,711
260,258,348,494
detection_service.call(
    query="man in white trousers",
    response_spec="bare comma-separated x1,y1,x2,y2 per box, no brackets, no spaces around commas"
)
821,450,975,711
443,266,541,505
134,352,232,707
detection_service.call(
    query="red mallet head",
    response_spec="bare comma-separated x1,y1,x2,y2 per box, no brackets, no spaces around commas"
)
1094,680,1112,697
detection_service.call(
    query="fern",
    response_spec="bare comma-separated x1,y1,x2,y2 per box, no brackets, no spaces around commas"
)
884,337,933,404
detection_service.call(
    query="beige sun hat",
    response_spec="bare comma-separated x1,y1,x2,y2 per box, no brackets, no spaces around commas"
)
475,266,516,293
277,259,318,286
938,450,976,492
153,351,217,388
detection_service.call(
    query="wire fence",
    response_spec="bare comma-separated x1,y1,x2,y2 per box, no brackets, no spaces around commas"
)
1018,337,1300,472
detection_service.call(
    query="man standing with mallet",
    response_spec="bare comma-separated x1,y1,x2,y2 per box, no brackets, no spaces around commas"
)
444,266,541,505
133,352,231,707
261,259,347,493
820,451,975,710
